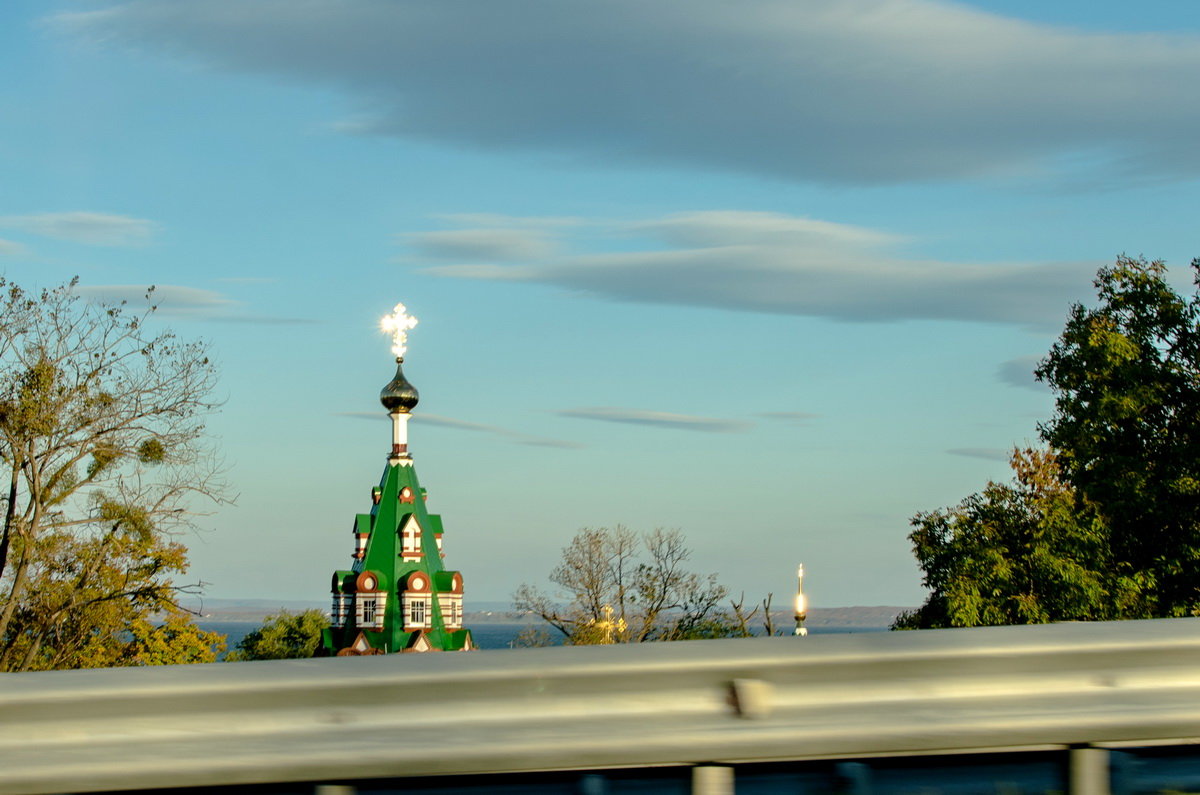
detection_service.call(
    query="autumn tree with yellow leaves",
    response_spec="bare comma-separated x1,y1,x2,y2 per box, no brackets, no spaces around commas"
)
0,279,226,671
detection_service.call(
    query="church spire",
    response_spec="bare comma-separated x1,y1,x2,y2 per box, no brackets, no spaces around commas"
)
319,302,474,656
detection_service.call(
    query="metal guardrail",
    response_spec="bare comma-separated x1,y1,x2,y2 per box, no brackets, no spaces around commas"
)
3,618,1200,794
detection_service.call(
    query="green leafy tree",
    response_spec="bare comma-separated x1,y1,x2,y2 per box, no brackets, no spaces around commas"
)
894,449,1145,629
513,526,749,645
226,609,329,661
1038,256,1200,616
0,279,226,671
900,255,1199,628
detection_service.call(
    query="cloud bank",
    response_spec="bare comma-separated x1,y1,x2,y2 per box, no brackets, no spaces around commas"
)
58,0,1200,185
412,211,1095,328
0,212,154,246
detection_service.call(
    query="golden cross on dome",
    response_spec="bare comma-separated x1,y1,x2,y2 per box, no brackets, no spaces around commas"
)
380,302,419,359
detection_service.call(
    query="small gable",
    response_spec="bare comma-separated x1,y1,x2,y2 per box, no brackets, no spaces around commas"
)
403,630,437,653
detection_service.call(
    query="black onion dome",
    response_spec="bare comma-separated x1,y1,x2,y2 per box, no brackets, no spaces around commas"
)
380,359,419,412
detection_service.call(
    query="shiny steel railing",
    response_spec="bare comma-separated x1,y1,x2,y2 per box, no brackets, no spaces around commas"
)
4,618,1200,794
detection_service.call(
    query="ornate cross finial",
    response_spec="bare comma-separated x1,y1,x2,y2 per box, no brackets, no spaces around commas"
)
380,303,419,360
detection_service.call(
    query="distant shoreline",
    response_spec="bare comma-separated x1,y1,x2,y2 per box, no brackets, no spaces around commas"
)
180,599,912,628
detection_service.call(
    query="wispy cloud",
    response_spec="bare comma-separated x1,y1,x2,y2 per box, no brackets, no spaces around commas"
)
632,213,902,249
435,214,581,229
407,228,557,262
757,411,819,424
74,284,315,324
947,447,1010,462
57,1,1200,185
205,314,318,325
216,276,278,284
413,210,1095,328
336,411,582,449
0,238,27,257
0,212,154,246
557,407,752,433
998,355,1051,392
75,284,235,315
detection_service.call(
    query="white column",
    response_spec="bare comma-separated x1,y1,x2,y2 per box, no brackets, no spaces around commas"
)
390,411,411,461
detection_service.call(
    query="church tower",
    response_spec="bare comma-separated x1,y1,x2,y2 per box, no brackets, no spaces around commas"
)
321,304,474,655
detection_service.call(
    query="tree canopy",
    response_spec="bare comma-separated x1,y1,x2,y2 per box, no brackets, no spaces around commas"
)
899,256,1200,628
893,449,1142,629
225,609,328,661
513,526,755,645
0,279,227,670
1038,256,1200,616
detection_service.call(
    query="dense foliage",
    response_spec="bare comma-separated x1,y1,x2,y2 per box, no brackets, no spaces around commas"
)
893,449,1141,629
513,526,755,645
899,256,1200,628
0,279,226,670
1038,256,1200,617
225,609,329,661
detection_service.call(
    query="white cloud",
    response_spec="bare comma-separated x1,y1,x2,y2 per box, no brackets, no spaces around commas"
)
557,407,753,433
0,212,154,246
56,0,1200,185
414,210,1096,328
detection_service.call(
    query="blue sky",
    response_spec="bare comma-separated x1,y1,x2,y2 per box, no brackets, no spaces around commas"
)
3,0,1199,609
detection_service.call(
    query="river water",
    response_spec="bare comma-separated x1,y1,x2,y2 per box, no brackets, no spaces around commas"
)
202,621,888,655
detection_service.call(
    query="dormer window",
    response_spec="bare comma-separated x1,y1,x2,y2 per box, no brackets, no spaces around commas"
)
399,515,422,561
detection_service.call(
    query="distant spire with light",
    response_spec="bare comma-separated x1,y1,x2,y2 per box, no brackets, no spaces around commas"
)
793,564,808,637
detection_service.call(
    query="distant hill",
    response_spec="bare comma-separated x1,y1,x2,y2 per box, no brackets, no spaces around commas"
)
801,606,909,628
181,598,911,629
